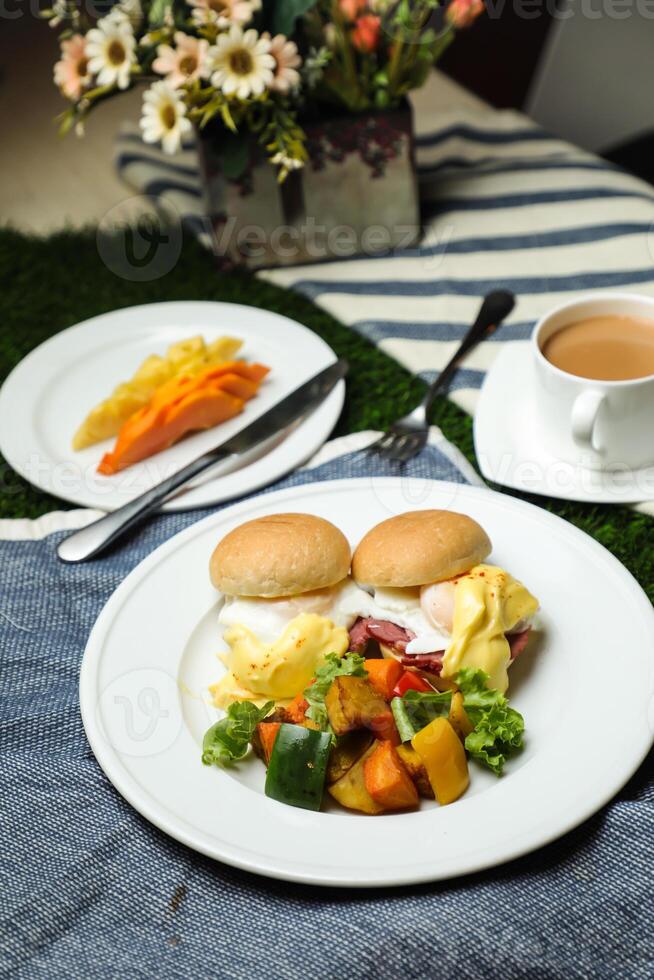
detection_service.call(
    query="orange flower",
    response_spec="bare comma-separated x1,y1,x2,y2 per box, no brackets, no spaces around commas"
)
352,14,381,53
446,0,484,28
339,0,365,20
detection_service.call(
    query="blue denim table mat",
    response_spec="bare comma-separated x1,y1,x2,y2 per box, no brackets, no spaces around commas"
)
1,440,652,979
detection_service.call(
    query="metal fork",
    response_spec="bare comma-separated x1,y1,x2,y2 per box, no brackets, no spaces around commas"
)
368,290,516,463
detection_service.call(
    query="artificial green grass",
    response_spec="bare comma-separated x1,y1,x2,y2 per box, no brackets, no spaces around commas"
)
1,227,652,602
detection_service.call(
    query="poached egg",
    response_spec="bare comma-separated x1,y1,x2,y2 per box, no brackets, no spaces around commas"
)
435,564,539,692
211,579,367,708
355,566,538,693
211,564,539,708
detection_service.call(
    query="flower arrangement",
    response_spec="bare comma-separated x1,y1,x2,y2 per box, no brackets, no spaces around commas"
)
47,0,483,181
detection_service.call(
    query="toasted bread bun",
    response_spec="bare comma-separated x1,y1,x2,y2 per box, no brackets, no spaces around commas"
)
352,510,491,587
210,513,351,597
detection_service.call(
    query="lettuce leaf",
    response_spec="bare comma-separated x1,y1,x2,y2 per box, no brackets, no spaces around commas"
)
463,702,524,775
391,690,452,743
202,700,275,767
455,668,525,776
391,669,525,775
304,652,367,731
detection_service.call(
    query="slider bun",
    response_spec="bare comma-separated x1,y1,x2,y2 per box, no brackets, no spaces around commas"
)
352,509,491,587
210,512,351,597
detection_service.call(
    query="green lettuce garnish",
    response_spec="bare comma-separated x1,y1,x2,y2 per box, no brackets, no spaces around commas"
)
391,668,525,776
455,669,525,775
391,690,452,743
202,700,274,767
303,652,367,731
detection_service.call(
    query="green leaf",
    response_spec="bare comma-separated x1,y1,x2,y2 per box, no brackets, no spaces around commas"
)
303,652,367,731
390,669,526,775
464,703,524,776
455,667,502,710
220,133,250,180
271,0,320,36
56,109,76,138
148,0,173,28
220,102,238,134
219,131,250,180
202,700,274,767
390,690,452,742
456,668,525,775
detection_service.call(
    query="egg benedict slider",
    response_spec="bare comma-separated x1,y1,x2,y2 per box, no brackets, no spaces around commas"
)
350,510,539,693
209,513,369,708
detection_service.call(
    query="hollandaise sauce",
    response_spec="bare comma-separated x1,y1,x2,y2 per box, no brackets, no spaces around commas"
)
440,564,539,692
211,612,349,708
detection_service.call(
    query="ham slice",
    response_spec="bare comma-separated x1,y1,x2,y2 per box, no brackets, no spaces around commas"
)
348,617,372,652
348,618,416,654
399,652,444,673
508,627,531,660
366,620,416,651
350,617,532,668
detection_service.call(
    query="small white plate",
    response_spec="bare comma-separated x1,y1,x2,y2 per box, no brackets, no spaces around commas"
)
474,343,654,504
79,478,654,887
0,301,344,512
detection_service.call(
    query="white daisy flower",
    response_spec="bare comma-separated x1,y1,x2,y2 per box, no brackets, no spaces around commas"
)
205,26,274,100
140,81,192,155
116,0,143,31
189,0,258,30
47,0,69,28
85,12,136,90
271,151,302,171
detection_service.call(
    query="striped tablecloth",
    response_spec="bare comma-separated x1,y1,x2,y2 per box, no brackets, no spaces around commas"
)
116,105,654,415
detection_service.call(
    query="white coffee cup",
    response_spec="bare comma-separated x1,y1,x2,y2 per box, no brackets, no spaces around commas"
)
533,293,654,471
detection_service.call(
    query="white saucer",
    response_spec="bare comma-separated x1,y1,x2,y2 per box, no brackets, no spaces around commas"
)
474,343,654,504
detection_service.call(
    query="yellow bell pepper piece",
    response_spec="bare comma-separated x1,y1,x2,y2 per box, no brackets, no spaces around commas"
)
411,717,469,806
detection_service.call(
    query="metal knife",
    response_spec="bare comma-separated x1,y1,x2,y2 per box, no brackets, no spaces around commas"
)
56,358,348,564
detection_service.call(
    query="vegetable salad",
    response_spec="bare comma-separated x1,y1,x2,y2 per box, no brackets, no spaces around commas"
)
202,654,525,815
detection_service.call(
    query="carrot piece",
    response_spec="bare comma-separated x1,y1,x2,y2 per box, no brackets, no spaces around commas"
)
256,722,281,765
285,693,309,725
364,658,403,701
363,741,419,810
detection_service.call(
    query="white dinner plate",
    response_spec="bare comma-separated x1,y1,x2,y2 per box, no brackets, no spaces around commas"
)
79,478,654,887
0,301,344,512
474,342,654,503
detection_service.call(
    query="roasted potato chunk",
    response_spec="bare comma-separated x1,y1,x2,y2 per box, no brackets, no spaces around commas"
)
328,744,384,814
326,730,373,784
449,691,474,743
325,675,398,741
396,744,434,799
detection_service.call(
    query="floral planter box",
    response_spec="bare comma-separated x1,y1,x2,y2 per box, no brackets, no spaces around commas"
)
197,104,421,269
